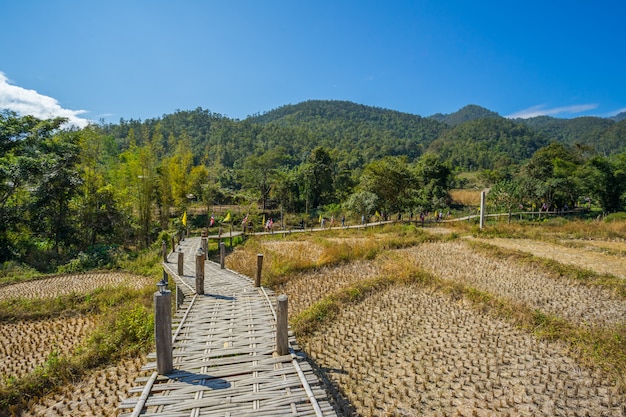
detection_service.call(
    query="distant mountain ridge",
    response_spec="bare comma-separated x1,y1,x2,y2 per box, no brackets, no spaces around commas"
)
428,104,502,126
612,111,626,122
102,100,625,177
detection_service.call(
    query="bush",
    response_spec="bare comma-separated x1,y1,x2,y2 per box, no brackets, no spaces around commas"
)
604,212,626,222
56,245,119,273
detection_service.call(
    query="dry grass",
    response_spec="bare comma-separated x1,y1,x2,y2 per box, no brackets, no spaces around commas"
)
225,228,434,287
449,189,482,206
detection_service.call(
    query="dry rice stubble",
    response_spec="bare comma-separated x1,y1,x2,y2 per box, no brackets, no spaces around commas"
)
303,283,624,416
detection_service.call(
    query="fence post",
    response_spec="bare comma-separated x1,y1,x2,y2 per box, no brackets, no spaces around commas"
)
162,241,168,263
201,236,208,260
195,248,205,295
276,294,289,355
480,190,486,230
255,254,263,287
154,284,173,374
176,284,184,309
177,250,184,276
171,236,175,254
219,242,225,269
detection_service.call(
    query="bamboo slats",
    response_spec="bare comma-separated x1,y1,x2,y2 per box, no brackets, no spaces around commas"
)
119,237,336,416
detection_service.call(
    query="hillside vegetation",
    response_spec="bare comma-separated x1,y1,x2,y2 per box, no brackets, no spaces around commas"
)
1,101,626,276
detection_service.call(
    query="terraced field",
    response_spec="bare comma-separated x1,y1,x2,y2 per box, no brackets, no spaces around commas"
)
229,227,626,416
0,272,153,416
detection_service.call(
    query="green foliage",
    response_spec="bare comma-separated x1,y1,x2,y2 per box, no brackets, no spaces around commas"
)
2,102,626,272
427,118,548,171
428,104,502,126
604,212,626,222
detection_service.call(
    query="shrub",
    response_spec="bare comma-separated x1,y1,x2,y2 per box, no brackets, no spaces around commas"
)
604,212,626,222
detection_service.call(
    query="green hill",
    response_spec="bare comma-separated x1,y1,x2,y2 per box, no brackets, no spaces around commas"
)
428,104,502,126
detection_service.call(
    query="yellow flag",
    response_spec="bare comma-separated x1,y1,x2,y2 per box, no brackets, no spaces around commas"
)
182,211,187,226
223,212,231,223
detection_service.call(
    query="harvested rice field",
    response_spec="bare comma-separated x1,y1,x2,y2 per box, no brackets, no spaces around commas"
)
0,315,99,387
303,285,623,416
401,241,626,329
0,272,154,300
0,272,153,417
472,237,626,279
20,356,149,417
230,226,626,416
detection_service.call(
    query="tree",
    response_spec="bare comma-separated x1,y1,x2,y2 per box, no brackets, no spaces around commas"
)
300,147,335,212
0,111,67,262
488,179,524,223
343,190,378,219
579,154,626,212
29,131,82,254
360,156,415,215
272,167,300,213
241,147,289,210
76,126,121,246
522,143,583,210
413,153,452,211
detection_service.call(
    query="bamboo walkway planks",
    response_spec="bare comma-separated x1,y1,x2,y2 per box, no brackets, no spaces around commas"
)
119,237,337,417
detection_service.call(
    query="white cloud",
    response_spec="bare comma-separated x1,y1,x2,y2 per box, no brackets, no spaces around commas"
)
0,71,90,128
506,103,599,119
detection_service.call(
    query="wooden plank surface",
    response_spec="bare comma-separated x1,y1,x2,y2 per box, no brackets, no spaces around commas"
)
119,237,336,416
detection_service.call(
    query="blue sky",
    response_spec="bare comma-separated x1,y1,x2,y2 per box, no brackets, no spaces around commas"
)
1,1,625,127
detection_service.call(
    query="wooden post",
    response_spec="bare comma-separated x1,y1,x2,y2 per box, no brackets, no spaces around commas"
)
255,254,263,287
171,236,175,254
480,190,486,230
162,241,168,263
201,237,208,260
195,248,205,295
219,242,225,269
176,284,184,309
177,251,184,276
276,294,289,356
162,269,169,286
154,288,173,374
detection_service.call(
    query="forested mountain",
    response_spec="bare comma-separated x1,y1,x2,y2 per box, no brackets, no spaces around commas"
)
426,118,548,171
102,101,448,170
514,116,621,156
99,101,625,175
246,100,447,161
428,104,502,126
